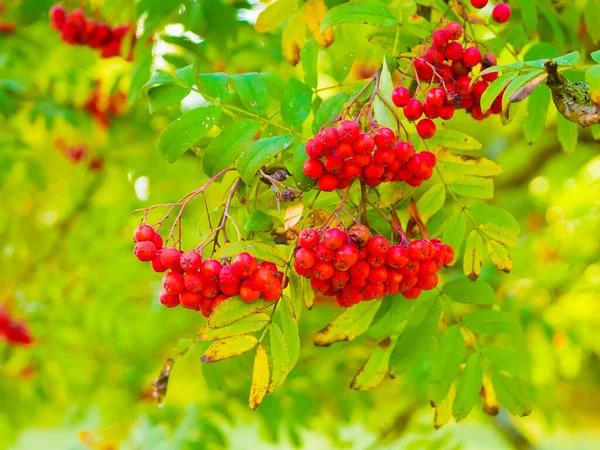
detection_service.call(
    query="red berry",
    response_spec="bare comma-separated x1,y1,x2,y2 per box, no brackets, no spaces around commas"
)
482,52,498,68
350,260,370,278
220,282,241,296
159,289,180,308
315,242,335,262
336,142,354,158
232,252,258,277
456,76,473,96
444,22,462,40
184,272,205,293
354,133,375,154
134,225,155,242
334,244,359,271
492,3,511,23
152,233,163,250
367,236,389,257
432,29,448,49
386,245,410,268
438,105,455,120
318,174,338,191
160,247,182,271
298,228,319,249
238,280,260,302
392,86,411,107
310,277,331,293
151,254,168,273
444,41,464,61
427,88,446,107
341,287,363,306
403,99,423,121
330,270,351,290
68,9,86,27
364,282,384,300
201,283,220,299
472,81,489,103
408,240,428,260
470,0,488,9
261,280,282,301
337,120,360,143
180,290,203,309
320,128,340,147
219,265,241,285
416,119,436,140
200,259,223,283
324,154,344,174
295,248,317,270
180,251,202,273
414,58,434,80
323,228,348,250
312,261,335,280
162,272,185,294
367,266,388,283
442,244,455,264
402,287,422,300
49,5,67,30
250,268,275,291
304,159,324,179
463,47,482,67
134,241,156,262
343,160,361,178
374,127,396,149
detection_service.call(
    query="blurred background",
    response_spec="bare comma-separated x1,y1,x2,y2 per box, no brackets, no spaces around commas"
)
1,0,599,449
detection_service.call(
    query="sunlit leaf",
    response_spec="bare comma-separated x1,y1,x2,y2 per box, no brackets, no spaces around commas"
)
255,0,298,33
268,323,290,393
442,212,466,265
448,175,494,199
199,313,271,341
463,309,520,334
479,223,518,247
321,0,396,29
427,128,482,150
373,58,396,131
245,210,274,233
481,72,517,113
434,383,456,429
467,203,520,233
453,353,483,421
350,337,396,391
428,325,466,406
437,152,502,177
202,120,260,176
303,0,334,48
201,335,258,363
236,135,295,184
463,229,484,280
312,92,349,133
281,78,313,126
486,239,513,273
230,73,269,114
442,277,496,305
209,297,273,328
198,73,232,101
332,53,356,83
282,12,306,66
556,113,579,152
280,296,300,369
214,240,289,266
314,300,382,347
492,372,533,417
416,184,445,224
301,40,319,89
249,344,270,410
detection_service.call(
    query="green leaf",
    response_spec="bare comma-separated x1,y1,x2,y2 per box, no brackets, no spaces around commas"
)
442,278,496,305
481,72,518,113
198,313,271,341
427,128,482,150
486,239,513,273
538,4,564,50
129,45,153,103
175,64,196,86
214,240,289,266
198,73,232,101
463,229,484,280
321,0,396,29
314,300,382,347
373,58,396,130
517,0,537,34
268,323,290,393
556,113,579,152
463,310,520,334
453,353,483,421
157,106,222,163
148,84,189,113
350,337,397,391
378,182,415,208
479,223,518,247
585,66,600,97
448,175,493,199
236,135,295,184
201,335,258,363
332,52,356,83
202,119,260,176
428,325,466,406
502,70,545,110
301,277,315,310
249,344,270,410
254,0,297,33
209,297,273,328
366,296,412,341
437,152,502,177
245,210,274,233
281,78,313,127
592,49,600,63
524,85,551,143
592,125,600,140
288,142,315,191
389,293,441,375
301,40,319,89
481,347,529,380
492,372,533,417
142,72,176,91
417,184,445,224
442,212,466,265
230,73,269,114
280,296,300,370
312,92,349,133
553,51,581,66
467,203,520,233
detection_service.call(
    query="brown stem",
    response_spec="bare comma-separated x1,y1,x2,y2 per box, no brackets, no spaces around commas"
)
211,178,241,255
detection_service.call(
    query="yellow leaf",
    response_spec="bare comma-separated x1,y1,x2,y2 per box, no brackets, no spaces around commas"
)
255,0,298,34
486,239,513,273
282,13,306,66
434,383,456,429
481,374,499,416
201,335,258,363
302,0,334,48
463,230,484,281
284,204,304,231
249,344,270,410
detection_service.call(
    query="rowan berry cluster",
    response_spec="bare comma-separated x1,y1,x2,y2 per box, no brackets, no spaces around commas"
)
133,225,285,317
85,85,128,127
293,224,454,306
304,120,436,190
49,5,133,59
0,306,33,346
470,0,512,24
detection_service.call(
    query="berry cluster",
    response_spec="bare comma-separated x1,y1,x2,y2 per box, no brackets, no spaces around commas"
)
304,120,437,190
470,0,512,24
84,84,127,127
133,226,285,317
293,224,454,306
49,5,134,59
0,306,33,346
392,22,502,125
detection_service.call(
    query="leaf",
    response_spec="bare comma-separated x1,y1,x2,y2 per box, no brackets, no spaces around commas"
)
481,347,529,379
486,239,513,273
148,84,189,113
467,203,520,233
379,183,415,208
538,4,564,50
434,383,456,429
586,65,600,102
463,229,484,281
389,293,441,375
321,0,396,29
350,337,397,391
556,113,579,152
442,212,466,265
301,277,315,309
230,73,269,114
366,296,412,341
157,106,222,163
175,64,195,86
236,135,295,184
314,300,382,347
481,72,518,113
300,40,319,89
201,335,258,363
428,325,466,406
417,184,445,224
281,78,313,126
503,70,545,109
214,240,289,266
312,92,349,133
517,0,537,34
524,85,551,144
303,0,334,48
442,278,496,305
463,310,520,334
284,204,304,231
245,210,274,233
249,344,270,410
280,296,300,369
552,51,581,66
332,53,356,83
427,128,482,150
373,58,396,130
209,297,273,328
448,175,494,199
592,49,600,63
282,12,306,66
453,353,483,421
255,0,298,33
437,152,502,177
288,142,315,191
481,374,500,415
202,120,260,176
268,323,290,393
479,223,518,247
129,45,153,103
492,372,533,417
198,73,232,101
199,313,271,341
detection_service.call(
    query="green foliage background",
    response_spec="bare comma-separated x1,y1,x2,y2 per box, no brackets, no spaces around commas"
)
1,0,600,449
